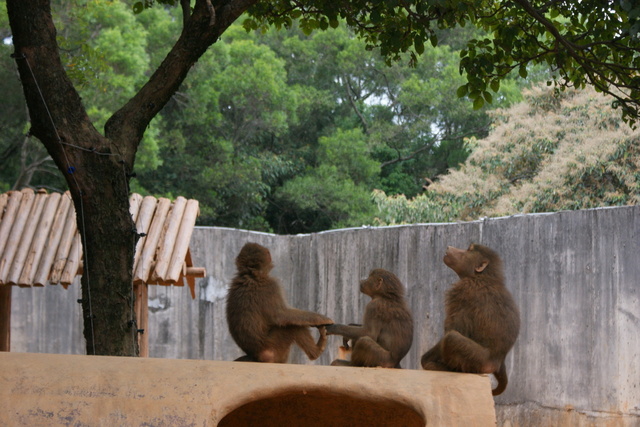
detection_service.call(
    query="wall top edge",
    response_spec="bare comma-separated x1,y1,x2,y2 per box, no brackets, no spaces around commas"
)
195,205,639,237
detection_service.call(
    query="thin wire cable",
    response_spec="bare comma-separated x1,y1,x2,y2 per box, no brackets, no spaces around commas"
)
123,162,138,356
19,52,140,356
76,195,96,356
61,141,119,156
20,54,102,355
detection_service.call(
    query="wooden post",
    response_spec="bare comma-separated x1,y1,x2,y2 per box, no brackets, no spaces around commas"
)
0,285,11,351
134,283,149,357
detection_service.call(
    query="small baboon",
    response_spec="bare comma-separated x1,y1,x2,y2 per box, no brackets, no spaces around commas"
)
421,244,520,396
327,269,414,368
226,242,333,363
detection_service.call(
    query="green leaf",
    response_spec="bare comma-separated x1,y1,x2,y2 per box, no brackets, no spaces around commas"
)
430,34,438,47
473,96,485,110
456,84,468,98
415,38,424,55
242,18,258,31
519,66,528,79
302,26,313,36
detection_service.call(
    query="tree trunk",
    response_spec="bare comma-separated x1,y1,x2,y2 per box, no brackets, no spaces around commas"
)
6,0,258,356
75,155,139,356
7,0,138,356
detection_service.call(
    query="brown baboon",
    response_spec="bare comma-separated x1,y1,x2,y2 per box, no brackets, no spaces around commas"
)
327,269,414,368
226,242,333,363
421,244,520,396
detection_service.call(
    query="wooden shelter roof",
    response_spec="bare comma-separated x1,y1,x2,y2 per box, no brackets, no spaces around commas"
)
0,189,205,297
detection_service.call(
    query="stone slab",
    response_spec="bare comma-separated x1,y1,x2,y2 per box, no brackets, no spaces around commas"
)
0,352,496,426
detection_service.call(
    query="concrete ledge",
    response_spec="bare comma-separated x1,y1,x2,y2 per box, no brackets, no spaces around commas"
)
0,352,496,426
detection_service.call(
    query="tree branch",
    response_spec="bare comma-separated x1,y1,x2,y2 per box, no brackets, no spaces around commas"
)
104,0,258,161
343,75,369,133
181,0,191,28
6,0,99,166
380,126,486,168
512,0,639,117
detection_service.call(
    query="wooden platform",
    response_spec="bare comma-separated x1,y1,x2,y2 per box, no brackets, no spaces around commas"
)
0,352,497,426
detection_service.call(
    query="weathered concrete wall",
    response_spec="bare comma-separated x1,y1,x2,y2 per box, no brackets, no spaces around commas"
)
8,205,640,426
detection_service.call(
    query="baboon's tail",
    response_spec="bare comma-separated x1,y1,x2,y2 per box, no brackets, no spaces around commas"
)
492,362,508,396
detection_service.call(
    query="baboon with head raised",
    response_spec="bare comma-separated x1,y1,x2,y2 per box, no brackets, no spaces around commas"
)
421,244,520,395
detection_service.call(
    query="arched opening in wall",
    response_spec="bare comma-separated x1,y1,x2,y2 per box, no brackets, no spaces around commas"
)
218,389,425,427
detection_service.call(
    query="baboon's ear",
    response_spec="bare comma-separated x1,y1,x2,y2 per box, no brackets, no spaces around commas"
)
475,259,489,273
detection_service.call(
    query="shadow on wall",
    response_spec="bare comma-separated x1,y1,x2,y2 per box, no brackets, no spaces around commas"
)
219,390,424,427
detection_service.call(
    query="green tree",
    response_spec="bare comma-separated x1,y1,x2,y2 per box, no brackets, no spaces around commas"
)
368,39,525,198
56,0,166,173
5,0,639,355
250,1,640,122
271,128,379,233
373,85,640,225
0,9,60,192
430,86,640,219
371,189,461,225
257,23,528,218
135,25,299,230
133,22,520,233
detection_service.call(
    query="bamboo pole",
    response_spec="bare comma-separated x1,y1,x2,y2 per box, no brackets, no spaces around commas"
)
8,189,48,286
0,189,35,284
60,234,82,286
185,267,206,278
165,199,199,284
33,194,72,286
0,193,8,219
0,191,23,284
49,204,77,285
18,192,62,286
132,196,158,274
129,193,143,222
134,198,170,284
151,197,186,283
0,192,10,350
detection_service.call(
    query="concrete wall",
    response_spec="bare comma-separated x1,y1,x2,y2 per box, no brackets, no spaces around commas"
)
9,205,640,426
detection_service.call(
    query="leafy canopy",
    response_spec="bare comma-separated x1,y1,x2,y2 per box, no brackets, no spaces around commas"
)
247,0,640,124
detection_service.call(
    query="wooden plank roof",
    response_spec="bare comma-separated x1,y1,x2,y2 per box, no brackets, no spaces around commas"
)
0,189,205,297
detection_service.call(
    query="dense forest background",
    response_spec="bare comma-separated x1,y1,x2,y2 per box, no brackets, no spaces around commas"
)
1,1,638,234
